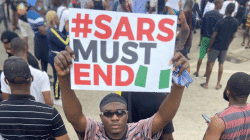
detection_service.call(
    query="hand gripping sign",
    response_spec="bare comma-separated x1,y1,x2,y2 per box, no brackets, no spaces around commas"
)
69,9,177,92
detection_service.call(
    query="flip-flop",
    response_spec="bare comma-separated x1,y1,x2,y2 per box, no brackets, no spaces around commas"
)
215,84,222,90
200,83,208,89
241,42,245,46
245,45,249,49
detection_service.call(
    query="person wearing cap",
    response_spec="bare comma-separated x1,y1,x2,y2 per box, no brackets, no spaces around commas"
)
46,10,69,106
53,46,190,140
1,31,40,70
27,0,49,72
203,72,250,139
0,56,69,140
1,37,53,106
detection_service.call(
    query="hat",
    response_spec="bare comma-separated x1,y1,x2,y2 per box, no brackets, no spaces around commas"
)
227,72,250,98
27,0,37,7
100,93,127,109
1,31,19,44
4,56,32,84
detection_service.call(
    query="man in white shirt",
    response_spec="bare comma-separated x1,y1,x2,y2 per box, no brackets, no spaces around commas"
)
57,0,70,33
1,37,53,106
220,0,239,17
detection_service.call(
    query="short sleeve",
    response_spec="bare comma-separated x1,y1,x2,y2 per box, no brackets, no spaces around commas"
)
1,72,10,94
40,72,51,92
150,0,157,7
50,108,67,137
84,117,104,139
129,115,162,140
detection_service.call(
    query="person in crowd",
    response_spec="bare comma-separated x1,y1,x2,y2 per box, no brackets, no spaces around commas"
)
235,0,249,28
6,0,11,21
193,0,224,78
27,0,49,72
180,0,193,60
1,31,40,69
1,37,53,106
0,0,9,30
201,3,239,90
116,0,132,12
241,1,250,48
46,11,69,106
0,56,69,140
57,0,70,34
11,0,34,49
193,0,202,32
148,0,158,14
87,0,108,10
203,72,250,139
220,0,239,17
53,45,190,140
200,0,209,15
80,0,90,9
203,0,215,16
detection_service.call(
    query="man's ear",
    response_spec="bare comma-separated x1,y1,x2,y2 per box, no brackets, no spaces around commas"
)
31,75,34,82
4,78,9,85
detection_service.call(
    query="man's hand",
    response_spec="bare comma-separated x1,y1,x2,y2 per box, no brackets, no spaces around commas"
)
54,46,75,77
170,52,190,77
178,0,182,10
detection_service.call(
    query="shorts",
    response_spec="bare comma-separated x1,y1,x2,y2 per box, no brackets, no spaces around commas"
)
121,92,174,134
19,19,34,38
208,49,227,64
199,37,210,59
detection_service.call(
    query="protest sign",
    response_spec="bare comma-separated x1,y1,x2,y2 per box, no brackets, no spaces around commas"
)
165,0,186,11
69,9,177,92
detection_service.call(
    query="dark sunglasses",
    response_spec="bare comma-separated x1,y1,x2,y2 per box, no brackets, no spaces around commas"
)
101,110,128,118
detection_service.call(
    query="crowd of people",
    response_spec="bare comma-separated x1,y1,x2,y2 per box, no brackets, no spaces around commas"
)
0,0,249,139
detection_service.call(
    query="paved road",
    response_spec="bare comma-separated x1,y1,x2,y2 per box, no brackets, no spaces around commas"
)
0,18,250,139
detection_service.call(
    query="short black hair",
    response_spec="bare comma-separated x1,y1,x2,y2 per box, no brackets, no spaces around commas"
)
1,31,19,44
10,37,27,55
226,3,235,15
227,72,250,100
214,0,223,6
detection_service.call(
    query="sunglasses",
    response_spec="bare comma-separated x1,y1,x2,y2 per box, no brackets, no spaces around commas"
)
101,110,128,118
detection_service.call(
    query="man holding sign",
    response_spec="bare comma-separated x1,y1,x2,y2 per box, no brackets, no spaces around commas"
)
54,47,190,140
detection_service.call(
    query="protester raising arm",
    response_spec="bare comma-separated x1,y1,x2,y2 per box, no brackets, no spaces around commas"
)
151,52,190,136
54,47,87,138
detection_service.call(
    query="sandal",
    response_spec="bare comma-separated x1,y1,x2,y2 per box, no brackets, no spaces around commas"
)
215,84,222,90
245,45,249,49
241,42,245,46
200,83,208,89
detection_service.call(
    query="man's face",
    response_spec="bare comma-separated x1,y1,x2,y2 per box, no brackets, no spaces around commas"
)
218,1,223,10
100,102,128,138
3,43,12,54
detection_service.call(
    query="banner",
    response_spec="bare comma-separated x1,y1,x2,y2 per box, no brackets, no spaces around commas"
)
69,9,177,92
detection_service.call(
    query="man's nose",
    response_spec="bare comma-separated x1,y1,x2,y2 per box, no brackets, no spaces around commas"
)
111,114,119,121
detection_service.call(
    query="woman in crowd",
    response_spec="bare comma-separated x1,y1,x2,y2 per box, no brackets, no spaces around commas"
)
46,11,69,105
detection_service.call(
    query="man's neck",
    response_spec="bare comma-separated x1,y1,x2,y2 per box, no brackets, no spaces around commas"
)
214,7,220,11
225,13,232,17
229,100,247,107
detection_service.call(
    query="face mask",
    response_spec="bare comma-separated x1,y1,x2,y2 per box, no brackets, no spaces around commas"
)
223,90,229,102
36,6,42,11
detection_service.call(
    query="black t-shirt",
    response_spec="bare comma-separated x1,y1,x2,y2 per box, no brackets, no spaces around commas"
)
201,10,223,38
8,52,40,70
121,92,174,134
11,0,28,22
212,17,239,51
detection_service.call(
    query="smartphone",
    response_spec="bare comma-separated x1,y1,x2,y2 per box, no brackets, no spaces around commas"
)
202,113,211,123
